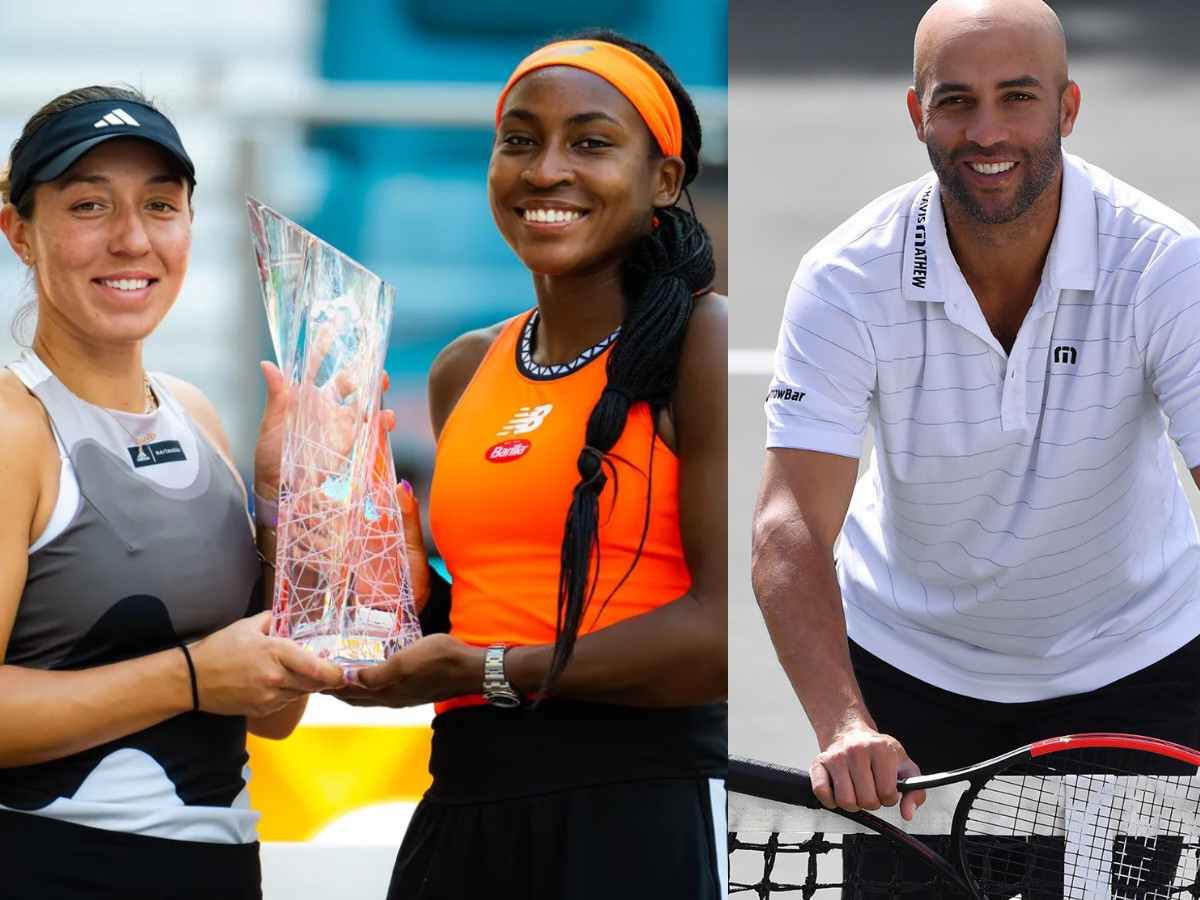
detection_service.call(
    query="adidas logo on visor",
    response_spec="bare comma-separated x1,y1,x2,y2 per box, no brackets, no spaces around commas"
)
92,108,141,129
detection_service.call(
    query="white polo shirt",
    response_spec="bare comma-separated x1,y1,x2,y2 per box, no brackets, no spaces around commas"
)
767,152,1200,702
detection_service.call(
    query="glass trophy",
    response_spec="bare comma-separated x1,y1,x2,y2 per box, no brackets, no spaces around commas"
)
246,197,421,666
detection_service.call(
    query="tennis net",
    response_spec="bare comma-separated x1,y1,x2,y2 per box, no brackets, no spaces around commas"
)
729,761,1200,898
728,774,965,899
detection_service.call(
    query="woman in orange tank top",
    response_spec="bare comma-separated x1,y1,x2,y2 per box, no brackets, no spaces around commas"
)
336,29,727,899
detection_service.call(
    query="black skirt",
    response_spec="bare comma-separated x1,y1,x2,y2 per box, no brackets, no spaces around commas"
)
849,634,1200,772
0,810,261,900
389,699,727,900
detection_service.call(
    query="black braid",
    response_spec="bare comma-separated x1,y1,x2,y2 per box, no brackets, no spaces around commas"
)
542,29,716,695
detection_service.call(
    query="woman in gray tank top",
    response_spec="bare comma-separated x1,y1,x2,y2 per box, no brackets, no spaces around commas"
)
0,86,344,899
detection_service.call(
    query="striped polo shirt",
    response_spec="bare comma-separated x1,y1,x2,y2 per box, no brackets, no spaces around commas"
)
767,152,1200,702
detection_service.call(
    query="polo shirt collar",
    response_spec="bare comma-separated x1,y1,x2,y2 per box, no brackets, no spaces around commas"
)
900,176,945,304
1046,152,1098,293
900,151,1099,305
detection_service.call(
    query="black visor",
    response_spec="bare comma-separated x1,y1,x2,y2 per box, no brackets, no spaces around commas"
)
8,99,195,209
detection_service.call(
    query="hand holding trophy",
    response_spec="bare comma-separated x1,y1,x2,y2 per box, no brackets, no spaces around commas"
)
247,198,421,666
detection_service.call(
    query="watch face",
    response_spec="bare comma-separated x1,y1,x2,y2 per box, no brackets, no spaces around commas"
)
485,691,522,709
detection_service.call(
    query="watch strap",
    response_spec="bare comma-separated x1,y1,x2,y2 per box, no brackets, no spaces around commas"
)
482,643,521,708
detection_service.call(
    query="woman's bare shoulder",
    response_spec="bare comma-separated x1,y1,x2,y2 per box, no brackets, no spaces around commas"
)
0,370,53,450
671,292,727,451
430,322,508,388
681,291,727,371
690,290,728,324
0,370,54,524
427,320,509,438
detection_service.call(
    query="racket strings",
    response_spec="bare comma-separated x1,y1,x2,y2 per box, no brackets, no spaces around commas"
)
962,748,1200,898
729,747,1200,898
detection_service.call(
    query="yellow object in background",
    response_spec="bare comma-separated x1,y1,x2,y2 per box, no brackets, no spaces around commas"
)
247,696,433,842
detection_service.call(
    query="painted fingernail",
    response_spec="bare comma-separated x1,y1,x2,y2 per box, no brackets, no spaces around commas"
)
400,479,413,496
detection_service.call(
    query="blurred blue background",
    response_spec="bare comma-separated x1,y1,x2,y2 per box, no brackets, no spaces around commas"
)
305,0,728,481
0,0,728,497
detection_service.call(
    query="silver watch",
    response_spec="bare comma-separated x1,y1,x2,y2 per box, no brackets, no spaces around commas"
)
482,643,521,708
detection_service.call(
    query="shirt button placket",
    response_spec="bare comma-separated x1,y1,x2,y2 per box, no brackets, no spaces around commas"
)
1002,354,1025,432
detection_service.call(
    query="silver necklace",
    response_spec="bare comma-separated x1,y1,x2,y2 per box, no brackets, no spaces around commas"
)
110,377,159,447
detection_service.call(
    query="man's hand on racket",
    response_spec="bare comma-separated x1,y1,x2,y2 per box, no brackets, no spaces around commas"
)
811,718,925,821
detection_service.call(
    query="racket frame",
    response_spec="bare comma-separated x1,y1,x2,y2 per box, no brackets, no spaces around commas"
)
730,733,1200,900
729,756,973,892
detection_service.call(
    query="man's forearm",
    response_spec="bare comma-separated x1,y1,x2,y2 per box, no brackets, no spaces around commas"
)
751,517,874,747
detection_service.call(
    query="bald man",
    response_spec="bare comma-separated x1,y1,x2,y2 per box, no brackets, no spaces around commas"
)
754,0,1200,871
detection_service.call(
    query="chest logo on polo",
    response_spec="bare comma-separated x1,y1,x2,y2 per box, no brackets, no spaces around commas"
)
1053,345,1078,365
497,404,553,436
127,440,187,468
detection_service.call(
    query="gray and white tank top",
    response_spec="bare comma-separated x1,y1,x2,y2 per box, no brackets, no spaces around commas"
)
1,350,261,844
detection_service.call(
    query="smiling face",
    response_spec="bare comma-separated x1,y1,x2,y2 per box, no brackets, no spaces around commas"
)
4,137,191,347
488,65,682,278
907,12,1080,226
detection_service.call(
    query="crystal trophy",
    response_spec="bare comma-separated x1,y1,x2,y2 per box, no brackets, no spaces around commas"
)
246,197,421,666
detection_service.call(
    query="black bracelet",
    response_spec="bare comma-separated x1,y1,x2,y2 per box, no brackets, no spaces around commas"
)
178,642,200,712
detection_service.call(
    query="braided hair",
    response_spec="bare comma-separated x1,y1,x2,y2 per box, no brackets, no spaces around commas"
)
543,29,716,694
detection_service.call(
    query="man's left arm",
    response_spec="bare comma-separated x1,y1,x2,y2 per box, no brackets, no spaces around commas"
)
1136,233,1200,475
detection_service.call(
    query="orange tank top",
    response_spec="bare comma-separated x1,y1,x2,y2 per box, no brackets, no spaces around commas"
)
429,310,692,711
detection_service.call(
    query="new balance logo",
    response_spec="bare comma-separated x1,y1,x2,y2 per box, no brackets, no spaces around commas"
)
497,404,553,436
93,108,141,129
1053,345,1077,365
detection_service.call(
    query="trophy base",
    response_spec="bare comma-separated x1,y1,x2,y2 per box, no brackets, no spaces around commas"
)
291,609,403,668
299,634,392,668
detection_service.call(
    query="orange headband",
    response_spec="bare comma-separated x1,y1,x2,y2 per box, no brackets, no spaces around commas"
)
495,40,683,158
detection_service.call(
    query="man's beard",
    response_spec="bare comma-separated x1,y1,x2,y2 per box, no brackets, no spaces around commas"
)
927,125,1062,225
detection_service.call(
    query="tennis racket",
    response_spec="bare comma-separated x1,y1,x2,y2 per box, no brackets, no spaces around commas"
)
730,733,1200,899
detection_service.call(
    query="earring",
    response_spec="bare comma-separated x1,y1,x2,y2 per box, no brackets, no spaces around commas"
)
23,254,33,265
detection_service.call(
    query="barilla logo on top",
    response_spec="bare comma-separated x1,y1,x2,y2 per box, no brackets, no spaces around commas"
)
93,108,141,129
911,185,932,288
485,439,531,463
